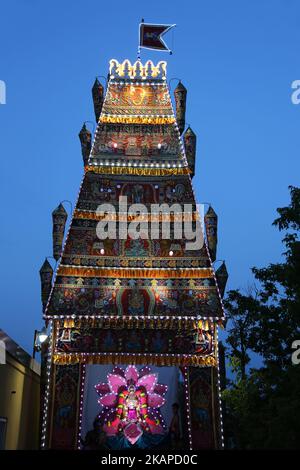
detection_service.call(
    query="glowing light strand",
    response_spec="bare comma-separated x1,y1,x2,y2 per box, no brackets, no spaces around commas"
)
77,364,86,449
183,367,193,450
40,320,53,448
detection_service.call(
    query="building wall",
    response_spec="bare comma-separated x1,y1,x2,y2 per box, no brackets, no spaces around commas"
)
0,352,40,449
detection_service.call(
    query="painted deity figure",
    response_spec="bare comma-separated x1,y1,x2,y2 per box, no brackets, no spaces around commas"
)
125,137,140,156
128,288,144,315
132,184,143,203
126,330,142,351
124,385,140,421
152,331,166,353
125,238,148,257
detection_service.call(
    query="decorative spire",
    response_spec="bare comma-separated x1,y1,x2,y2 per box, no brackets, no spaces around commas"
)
204,206,218,262
174,81,187,134
183,126,196,177
92,78,104,123
39,259,53,312
52,203,68,261
215,262,228,298
78,123,91,166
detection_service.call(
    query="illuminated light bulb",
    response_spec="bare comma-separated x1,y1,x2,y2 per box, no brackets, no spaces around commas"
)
113,142,118,149
100,248,105,255
157,143,162,149
169,250,174,257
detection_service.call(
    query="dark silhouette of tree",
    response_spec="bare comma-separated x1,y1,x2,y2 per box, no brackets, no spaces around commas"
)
223,186,300,449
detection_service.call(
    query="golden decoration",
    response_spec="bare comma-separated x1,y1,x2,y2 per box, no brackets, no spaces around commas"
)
109,59,167,80
57,266,213,279
53,317,223,331
85,165,190,177
63,319,75,328
100,115,175,125
52,352,217,368
74,208,198,222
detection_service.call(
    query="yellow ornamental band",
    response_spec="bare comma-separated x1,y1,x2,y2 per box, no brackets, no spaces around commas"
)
52,352,217,368
74,209,198,222
85,165,190,177
100,115,175,125
51,317,219,331
57,266,213,279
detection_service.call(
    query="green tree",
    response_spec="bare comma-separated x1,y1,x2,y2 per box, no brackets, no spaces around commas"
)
252,186,300,366
223,186,300,449
223,290,260,380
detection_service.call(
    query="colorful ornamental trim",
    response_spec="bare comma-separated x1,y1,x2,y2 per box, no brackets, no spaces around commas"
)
58,317,215,330
84,166,190,177
45,315,225,324
109,59,167,80
57,266,214,279
100,115,175,125
73,208,198,222
52,352,217,367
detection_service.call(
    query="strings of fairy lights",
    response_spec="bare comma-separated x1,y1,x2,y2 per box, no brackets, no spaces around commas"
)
192,191,226,447
45,314,223,322
41,172,88,446
40,320,53,448
77,364,86,450
41,59,226,450
88,159,186,169
215,328,225,448
183,367,193,450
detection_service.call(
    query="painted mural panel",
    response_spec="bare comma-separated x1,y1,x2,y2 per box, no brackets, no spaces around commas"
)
189,367,216,449
80,365,188,450
55,323,214,356
47,280,221,318
50,364,81,449
91,123,181,160
101,83,173,118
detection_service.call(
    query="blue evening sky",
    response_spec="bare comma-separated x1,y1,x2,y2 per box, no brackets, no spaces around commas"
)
0,0,299,354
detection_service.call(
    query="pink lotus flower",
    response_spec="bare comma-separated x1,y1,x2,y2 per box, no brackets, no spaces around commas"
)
95,365,167,445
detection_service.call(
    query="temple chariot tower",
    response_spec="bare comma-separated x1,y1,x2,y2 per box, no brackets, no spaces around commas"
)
40,58,227,450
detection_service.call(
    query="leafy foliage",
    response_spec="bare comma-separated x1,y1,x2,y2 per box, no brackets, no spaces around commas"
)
223,186,300,449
